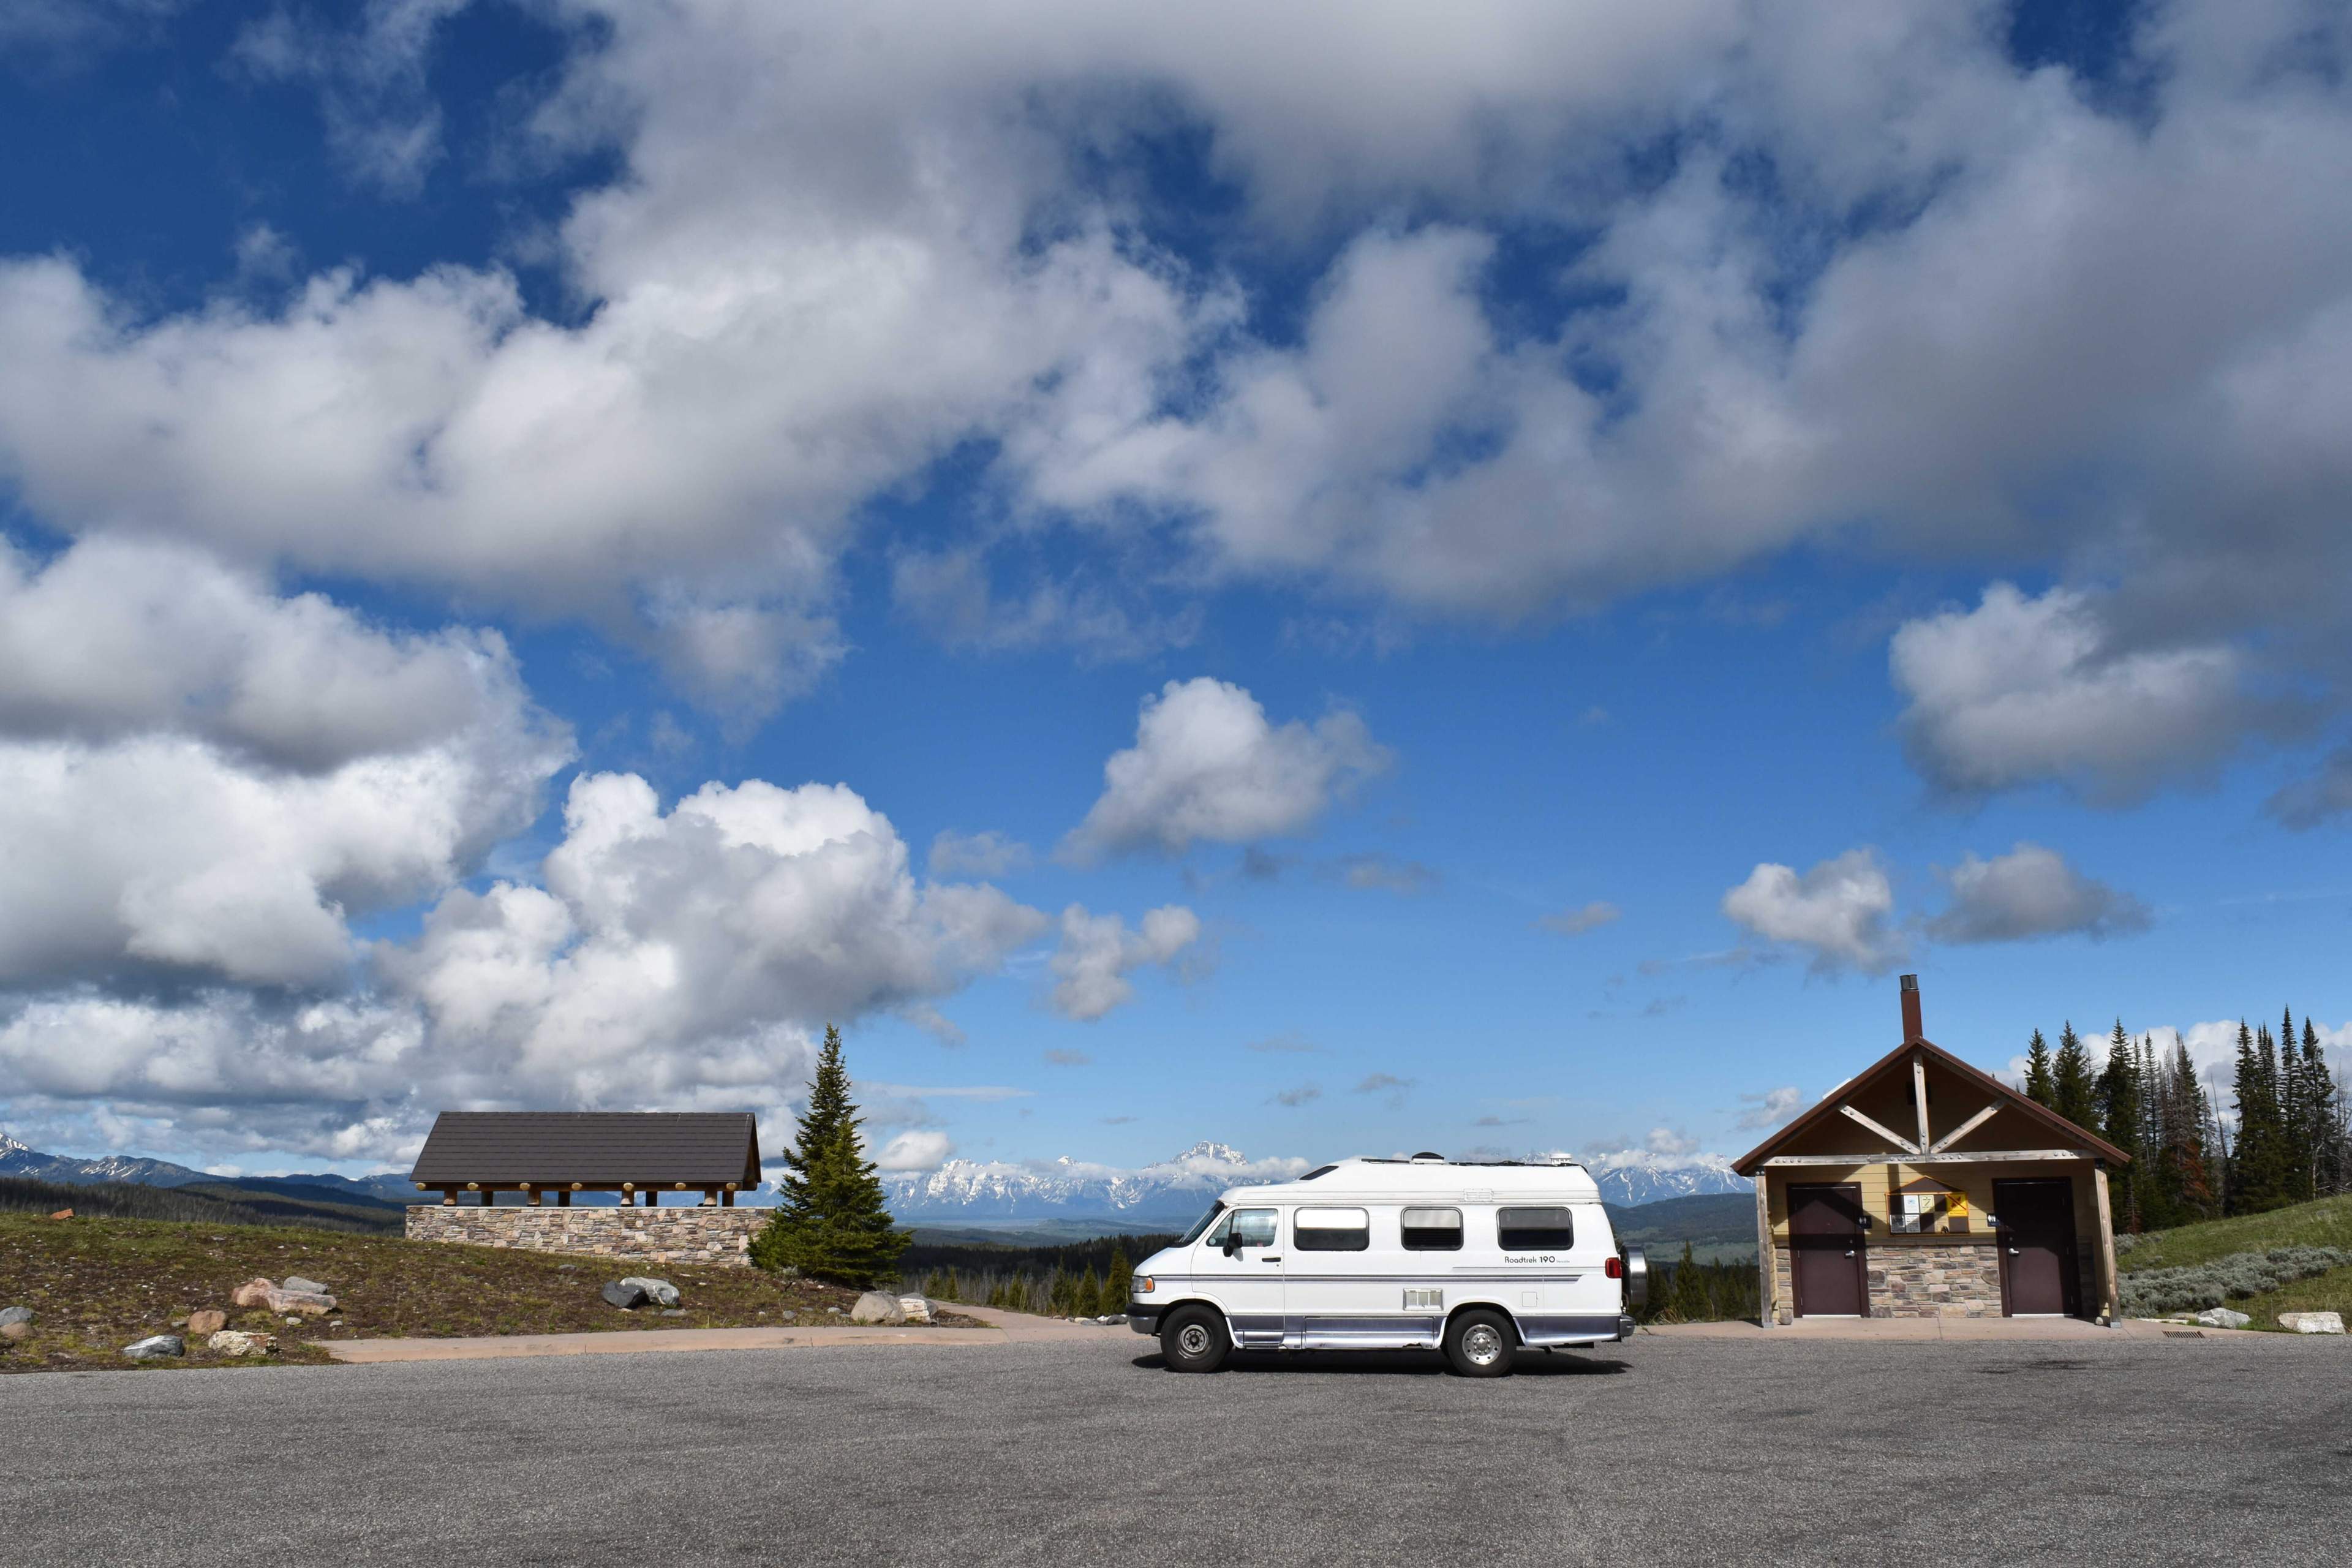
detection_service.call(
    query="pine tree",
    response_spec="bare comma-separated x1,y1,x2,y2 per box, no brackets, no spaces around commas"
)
1106,1242,1133,1311
1076,1267,1104,1318
2052,1023,2097,1133
1667,1240,1706,1320
2305,1016,2345,1197
2024,1029,2056,1107
749,1024,911,1286
2228,1020,2293,1216
2097,1020,2143,1231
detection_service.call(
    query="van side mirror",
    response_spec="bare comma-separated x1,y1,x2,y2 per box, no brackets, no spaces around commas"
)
1221,1234,1245,1256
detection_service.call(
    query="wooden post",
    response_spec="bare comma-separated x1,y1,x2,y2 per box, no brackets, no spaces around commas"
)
441,1188,458,1207
557,1188,571,1208
1753,1172,1775,1326
2091,1164,2121,1324
1911,1054,1932,1150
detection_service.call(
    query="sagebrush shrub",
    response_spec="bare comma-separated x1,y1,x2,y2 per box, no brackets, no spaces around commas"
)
2117,1246,2350,1316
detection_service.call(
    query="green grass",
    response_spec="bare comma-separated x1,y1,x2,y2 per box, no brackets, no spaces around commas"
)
0,1210,978,1374
2117,1194,2352,1273
2223,1263,2352,1331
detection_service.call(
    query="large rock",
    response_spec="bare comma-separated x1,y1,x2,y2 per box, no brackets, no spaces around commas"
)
896,1295,932,1324
2278,1311,2345,1335
263,1288,337,1317
281,1276,331,1295
2194,1307,2251,1329
601,1279,649,1310
123,1334,184,1361
206,1330,278,1358
187,1309,227,1337
230,1278,276,1308
619,1276,680,1308
0,1306,31,1329
850,1292,905,1325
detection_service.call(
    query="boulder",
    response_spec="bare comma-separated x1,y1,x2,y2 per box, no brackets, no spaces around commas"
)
0,1322,28,1344
230,1278,276,1309
263,1288,337,1317
619,1276,680,1308
2278,1311,2346,1335
186,1309,227,1337
896,1295,932,1325
850,1292,905,1325
123,1334,184,1361
206,1330,278,1358
601,1279,649,1310
2193,1306,2250,1329
281,1276,330,1295
0,1306,31,1329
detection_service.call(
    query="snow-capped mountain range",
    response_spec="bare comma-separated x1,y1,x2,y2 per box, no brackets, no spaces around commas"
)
0,1133,414,1202
0,1132,211,1188
878,1140,1747,1224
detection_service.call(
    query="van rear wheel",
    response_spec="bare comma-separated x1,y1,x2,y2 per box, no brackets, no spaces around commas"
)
1443,1309,1517,1377
1159,1306,1229,1373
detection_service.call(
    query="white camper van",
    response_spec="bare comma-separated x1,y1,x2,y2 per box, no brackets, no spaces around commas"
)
1128,1154,1647,1376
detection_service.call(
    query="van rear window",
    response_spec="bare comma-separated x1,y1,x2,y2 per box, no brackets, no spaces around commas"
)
1496,1206,1575,1250
1400,1207,1462,1251
1294,1207,1370,1251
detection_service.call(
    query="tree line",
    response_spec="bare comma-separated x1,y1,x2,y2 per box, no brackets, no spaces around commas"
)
2021,1009,2349,1232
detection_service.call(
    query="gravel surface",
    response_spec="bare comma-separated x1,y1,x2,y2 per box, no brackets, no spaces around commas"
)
6,1333,2348,1566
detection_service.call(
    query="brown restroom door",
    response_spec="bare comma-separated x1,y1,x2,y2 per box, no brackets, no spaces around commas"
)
1994,1178,2079,1317
1789,1183,1868,1317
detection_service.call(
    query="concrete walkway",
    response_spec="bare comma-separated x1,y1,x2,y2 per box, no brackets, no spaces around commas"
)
1644,1315,2248,1341
324,1303,1121,1363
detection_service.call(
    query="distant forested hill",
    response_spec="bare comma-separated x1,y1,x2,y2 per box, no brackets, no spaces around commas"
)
0,1176,401,1234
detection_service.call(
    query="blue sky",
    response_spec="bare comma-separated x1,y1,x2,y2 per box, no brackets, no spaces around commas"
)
1,0,2346,1180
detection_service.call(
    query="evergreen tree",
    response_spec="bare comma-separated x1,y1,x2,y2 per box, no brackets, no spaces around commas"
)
2228,1021,2293,1215
2097,1020,2143,1231
2305,1016,2346,1197
2052,1023,2098,1132
1667,1241,1705,1320
2279,1009,2312,1203
1076,1266,1104,1318
942,1265,960,1303
749,1025,911,1286
2024,1029,2056,1107
1106,1242,1133,1310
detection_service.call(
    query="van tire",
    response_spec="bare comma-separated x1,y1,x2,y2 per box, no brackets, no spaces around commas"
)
1443,1309,1517,1377
1159,1306,1229,1373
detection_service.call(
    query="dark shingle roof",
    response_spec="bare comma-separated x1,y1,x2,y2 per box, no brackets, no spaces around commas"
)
409,1112,761,1186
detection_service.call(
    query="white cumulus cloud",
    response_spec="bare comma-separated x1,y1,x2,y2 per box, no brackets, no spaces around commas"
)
1890,584,2269,804
1061,677,1389,861
1721,848,1905,974
1926,843,2153,944
1047,903,1202,1020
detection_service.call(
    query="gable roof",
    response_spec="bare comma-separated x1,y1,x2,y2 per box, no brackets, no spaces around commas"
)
1732,1036,2130,1175
409,1112,763,1186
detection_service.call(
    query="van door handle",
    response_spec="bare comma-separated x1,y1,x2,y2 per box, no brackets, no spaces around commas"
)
1261,1256,1281,1263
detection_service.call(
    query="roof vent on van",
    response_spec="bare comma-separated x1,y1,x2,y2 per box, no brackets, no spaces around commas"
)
1409,1152,1446,1164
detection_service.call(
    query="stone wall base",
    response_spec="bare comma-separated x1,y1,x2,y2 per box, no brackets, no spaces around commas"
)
1775,1241,2060,1321
405,1205,766,1267
1866,1242,2003,1317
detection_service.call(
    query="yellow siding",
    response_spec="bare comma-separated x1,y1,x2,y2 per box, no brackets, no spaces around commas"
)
1765,1159,2094,1242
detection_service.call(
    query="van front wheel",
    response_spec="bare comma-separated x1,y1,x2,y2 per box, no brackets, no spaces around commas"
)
1444,1310,1517,1378
1159,1306,1230,1373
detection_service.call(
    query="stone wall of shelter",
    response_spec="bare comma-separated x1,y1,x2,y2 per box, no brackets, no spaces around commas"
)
405,1205,765,1267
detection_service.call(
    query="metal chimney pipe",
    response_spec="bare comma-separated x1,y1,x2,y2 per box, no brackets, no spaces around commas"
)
1899,973,1923,1042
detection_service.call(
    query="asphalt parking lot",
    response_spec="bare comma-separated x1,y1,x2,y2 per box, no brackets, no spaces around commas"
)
7,1332,2348,1567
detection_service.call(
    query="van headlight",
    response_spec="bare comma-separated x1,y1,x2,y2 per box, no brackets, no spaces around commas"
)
1133,1275,1155,1295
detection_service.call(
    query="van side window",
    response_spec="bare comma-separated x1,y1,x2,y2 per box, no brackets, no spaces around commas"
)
1400,1207,1463,1251
1496,1206,1575,1250
1294,1207,1370,1251
1229,1208,1279,1247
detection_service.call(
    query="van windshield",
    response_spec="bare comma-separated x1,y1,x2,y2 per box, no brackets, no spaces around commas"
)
1178,1202,1226,1245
